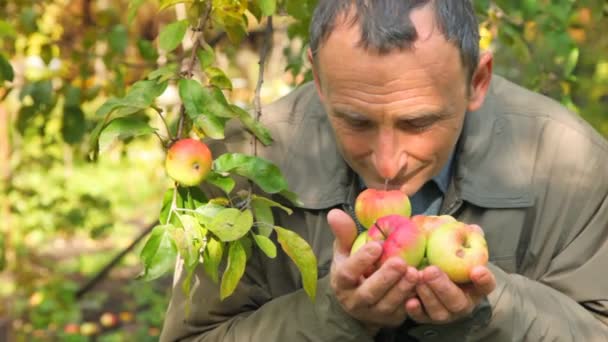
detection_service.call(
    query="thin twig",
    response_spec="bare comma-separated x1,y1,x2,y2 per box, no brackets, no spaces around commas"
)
153,106,173,141
252,17,274,157
177,1,213,140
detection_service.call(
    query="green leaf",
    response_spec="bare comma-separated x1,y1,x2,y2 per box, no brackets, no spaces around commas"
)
159,19,189,53
159,0,194,11
205,66,233,90
213,153,289,194
62,106,86,145
564,48,579,78
252,195,292,214
253,234,276,258
139,225,178,281
179,79,234,119
137,39,159,61
230,105,273,146
251,198,274,237
220,240,247,300
275,226,317,300
148,64,178,82
203,237,224,283
108,24,129,54
195,202,226,226
98,115,156,152
197,44,216,70
186,186,208,209
208,208,254,242
0,54,14,83
257,0,276,16
194,112,228,139
207,171,236,194
279,189,303,207
173,215,204,269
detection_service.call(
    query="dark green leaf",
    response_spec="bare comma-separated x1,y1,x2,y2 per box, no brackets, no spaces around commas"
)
203,237,224,283
213,153,289,194
62,106,86,145
230,105,273,146
178,79,234,119
220,240,247,300
137,39,159,61
275,226,317,300
207,171,236,194
0,54,14,83
139,225,178,281
209,208,254,242
253,234,276,258
279,189,303,207
108,24,129,54
197,44,215,70
251,198,274,237
98,115,156,152
159,19,189,53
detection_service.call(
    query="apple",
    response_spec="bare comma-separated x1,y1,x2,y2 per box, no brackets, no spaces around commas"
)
375,215,427,268
355,188,411,229
63,323,79,335
411,214,457,236
165,138,212,186
350,231,369,255
426,222,489,283
79,322,99,336
100,312,119,328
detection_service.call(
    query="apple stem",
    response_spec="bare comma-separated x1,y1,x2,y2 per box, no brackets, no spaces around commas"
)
384,179,388,191
374,222,388,239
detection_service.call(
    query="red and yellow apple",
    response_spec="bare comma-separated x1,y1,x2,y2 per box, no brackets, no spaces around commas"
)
354,189,411,229
374,215,427,268
426,222,489,283
165,138,212,186
411,214,457,236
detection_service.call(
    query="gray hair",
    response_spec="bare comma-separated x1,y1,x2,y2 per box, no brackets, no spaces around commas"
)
309,0,480,82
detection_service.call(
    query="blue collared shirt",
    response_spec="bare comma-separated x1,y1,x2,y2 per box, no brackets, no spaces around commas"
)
410,152,453,216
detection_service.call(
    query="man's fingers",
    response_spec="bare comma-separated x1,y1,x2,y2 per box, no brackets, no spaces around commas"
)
327,208,358,255
405,297,430,324
470,265,496,295
422,266,472,314
333,242,382,289
356,257,408,306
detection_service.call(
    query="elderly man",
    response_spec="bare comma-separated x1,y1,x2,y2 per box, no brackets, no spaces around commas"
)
161,1,608,341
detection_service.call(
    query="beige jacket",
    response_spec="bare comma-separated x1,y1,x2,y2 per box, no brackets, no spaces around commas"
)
160,75,608,341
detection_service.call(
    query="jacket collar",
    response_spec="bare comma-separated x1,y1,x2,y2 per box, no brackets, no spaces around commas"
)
281,77,533,210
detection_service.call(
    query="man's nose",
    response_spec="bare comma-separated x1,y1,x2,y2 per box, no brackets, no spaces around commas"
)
372,131,407,181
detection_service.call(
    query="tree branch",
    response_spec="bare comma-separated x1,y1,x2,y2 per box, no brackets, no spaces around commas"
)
252,17,274,157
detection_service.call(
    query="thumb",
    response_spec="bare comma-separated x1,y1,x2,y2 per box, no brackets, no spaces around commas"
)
327,208,358,255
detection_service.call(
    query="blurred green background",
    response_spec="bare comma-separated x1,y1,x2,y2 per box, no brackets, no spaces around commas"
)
0,0,606,340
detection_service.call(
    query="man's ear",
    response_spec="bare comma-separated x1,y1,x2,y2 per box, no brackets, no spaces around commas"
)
467,51,493,112
307,48,325,101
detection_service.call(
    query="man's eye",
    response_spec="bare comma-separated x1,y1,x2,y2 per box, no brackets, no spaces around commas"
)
345,118,372,129
399,119,435,132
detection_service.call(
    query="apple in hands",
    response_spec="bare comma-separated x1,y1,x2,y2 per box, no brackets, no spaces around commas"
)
374,215,427,268
426,222,489,283
354,189,411,229
350,215,427,269
165,138,213,186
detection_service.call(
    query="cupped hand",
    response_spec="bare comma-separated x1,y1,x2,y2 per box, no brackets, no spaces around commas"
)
327,209,419,333
405,265,496,324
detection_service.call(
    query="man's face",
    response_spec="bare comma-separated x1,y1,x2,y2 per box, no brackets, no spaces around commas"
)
312,7,486,195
